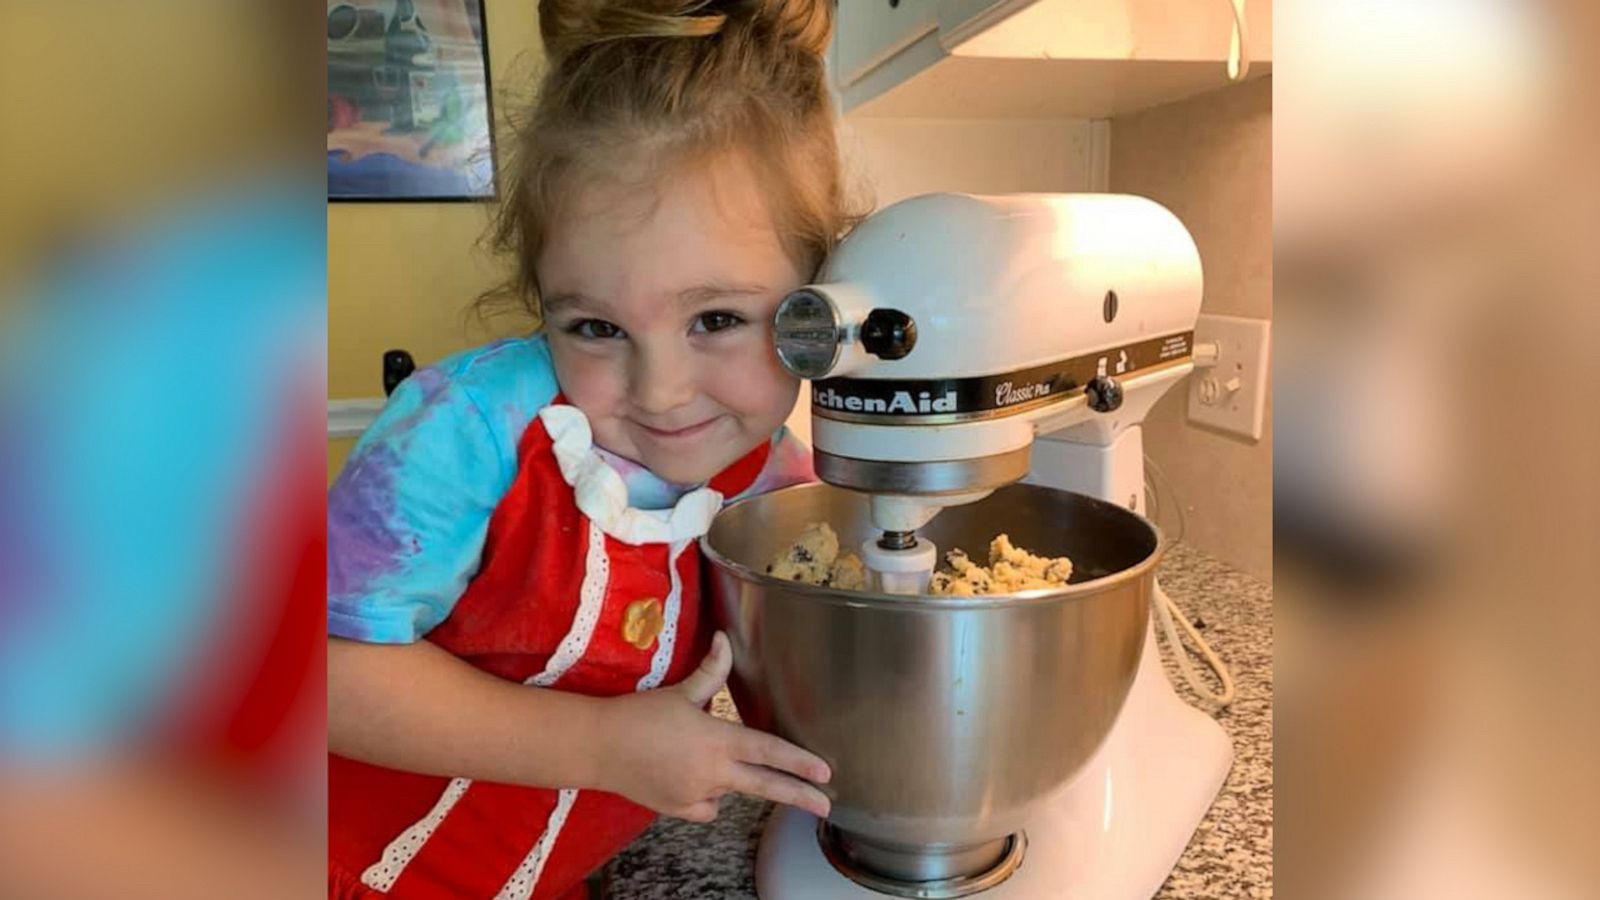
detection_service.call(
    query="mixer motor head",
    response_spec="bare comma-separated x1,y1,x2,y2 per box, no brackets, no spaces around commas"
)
775,192,1203,501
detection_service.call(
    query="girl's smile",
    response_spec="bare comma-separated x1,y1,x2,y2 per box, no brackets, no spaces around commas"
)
632,414,728,441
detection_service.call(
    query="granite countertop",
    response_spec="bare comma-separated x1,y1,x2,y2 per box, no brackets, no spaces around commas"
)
606,542,1274,899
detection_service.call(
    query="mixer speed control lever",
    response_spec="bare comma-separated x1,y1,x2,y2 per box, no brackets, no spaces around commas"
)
1085,375,1124,413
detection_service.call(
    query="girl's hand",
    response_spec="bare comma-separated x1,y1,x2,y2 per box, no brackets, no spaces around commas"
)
594,632,833,823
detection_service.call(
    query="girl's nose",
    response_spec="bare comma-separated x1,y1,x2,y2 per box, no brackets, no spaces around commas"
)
630,345,697,415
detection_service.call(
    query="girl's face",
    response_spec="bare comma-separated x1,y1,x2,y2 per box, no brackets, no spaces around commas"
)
538,153,805,485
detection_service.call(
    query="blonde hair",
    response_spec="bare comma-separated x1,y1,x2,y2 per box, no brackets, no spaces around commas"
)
482,0,862,324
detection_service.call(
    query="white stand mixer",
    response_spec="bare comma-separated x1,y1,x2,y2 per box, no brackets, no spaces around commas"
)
759,193,1233,898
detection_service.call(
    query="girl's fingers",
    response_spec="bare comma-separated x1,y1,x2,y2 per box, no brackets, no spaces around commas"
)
736,728,832,785
729,762,832,819
679,799,720,824
676,631,731,706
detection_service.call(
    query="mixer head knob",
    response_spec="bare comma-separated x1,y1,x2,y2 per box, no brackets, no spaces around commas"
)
859,308,918,361
1085,374,1124,413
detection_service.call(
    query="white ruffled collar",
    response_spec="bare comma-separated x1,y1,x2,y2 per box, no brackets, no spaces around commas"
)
538,405,723,546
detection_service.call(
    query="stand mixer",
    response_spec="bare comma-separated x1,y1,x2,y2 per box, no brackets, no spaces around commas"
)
703,193,1233,899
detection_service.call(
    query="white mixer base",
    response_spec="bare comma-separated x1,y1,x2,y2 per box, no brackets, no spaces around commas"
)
756,628,1232,899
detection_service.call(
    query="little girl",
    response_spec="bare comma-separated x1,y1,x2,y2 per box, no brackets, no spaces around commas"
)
326,2,858,897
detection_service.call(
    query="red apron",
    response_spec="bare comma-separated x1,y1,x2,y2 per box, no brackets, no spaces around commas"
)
329,403,775,899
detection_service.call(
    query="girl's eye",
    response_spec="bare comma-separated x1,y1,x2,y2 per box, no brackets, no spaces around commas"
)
693,311,745,334
568,319,624,340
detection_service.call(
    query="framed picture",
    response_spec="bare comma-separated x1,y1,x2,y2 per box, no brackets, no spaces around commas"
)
327,0,497,201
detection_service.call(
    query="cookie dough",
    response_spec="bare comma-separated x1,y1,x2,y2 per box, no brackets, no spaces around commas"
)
826,551,868,591
928,534,1073,596
766,522,869,590
767,524,1070,596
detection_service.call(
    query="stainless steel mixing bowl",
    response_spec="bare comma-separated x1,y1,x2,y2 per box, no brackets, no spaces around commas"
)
702,482,1159,885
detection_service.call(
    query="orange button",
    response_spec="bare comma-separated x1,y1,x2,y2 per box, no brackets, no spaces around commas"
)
621,597,664,651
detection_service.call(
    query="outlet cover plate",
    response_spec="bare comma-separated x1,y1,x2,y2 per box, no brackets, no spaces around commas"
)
1187,314,1270,440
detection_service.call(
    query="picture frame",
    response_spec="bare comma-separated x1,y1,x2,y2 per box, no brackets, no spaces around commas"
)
327,0,498,202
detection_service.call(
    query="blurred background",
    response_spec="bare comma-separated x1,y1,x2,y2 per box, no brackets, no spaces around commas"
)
1,0,1597,897
0,2,326,898
1275,0,1599,898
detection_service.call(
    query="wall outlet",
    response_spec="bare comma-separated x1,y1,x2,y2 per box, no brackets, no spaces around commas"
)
1187,314,1270,440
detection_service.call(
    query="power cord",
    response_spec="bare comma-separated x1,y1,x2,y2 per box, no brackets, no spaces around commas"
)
1144,453,1237,708
1155,580,1237,707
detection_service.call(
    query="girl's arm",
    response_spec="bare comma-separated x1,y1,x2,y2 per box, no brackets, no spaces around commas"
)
328,634,831,821
328,637,608,789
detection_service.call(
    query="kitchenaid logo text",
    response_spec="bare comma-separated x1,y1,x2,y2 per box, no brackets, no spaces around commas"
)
813,386,959,415
995,380,1053,407
812,330,1195,420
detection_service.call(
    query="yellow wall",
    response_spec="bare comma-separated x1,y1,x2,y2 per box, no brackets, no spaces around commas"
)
328,0,543,482
0,5,304,284
329,438,358,485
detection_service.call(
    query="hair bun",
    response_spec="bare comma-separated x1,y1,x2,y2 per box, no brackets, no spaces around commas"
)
539,0,832,64
731,0,832,57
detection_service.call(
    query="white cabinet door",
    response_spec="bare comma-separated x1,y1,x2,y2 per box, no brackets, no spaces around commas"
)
942,0,1269,63
936,0,1035,49
834,0,1269,117
834,0,943,86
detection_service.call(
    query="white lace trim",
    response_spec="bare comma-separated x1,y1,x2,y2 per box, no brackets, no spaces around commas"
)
493,788,580,900
359,776,471,893
636,540,691,692
538,405,721,545
356,518,609,890
358,409,709,895
529,518,610,688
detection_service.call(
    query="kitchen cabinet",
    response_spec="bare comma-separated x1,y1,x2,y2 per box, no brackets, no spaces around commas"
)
835,0,1272,118
835,0,941,86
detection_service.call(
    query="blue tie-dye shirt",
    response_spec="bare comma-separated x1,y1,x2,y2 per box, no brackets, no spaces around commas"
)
327,335,812,644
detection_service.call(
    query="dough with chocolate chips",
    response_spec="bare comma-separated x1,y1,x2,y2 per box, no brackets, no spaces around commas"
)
929,533,1073,596
767,523,1069,596
766,522,868,590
